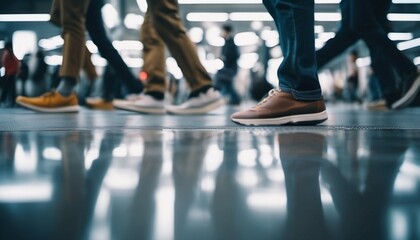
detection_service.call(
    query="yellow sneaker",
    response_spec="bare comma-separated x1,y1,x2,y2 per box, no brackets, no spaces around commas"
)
86,97,113,110
16,91,79,113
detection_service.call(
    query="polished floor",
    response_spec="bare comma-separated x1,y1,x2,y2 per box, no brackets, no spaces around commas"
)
0,104,419,240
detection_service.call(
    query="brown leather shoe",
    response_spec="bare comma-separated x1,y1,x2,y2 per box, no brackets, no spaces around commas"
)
231,89,327,125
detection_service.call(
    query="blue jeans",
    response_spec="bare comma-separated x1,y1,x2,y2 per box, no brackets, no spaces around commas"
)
85,0,143,100
262,0,322,101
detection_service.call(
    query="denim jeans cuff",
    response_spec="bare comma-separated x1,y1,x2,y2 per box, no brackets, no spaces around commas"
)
279,86,323,101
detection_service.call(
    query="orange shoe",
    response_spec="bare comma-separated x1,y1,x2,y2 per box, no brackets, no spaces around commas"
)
86,97,113,110
16,91,79,113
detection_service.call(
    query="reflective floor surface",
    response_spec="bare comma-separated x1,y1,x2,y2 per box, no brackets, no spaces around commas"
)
0,105,419,240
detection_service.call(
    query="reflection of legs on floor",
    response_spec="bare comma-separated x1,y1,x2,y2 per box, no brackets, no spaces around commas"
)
321,132,407,240
279,133,330,240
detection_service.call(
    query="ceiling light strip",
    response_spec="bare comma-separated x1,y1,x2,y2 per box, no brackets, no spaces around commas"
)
0,14,50,22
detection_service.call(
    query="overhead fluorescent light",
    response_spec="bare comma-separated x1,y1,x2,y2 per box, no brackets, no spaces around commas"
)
387,13,420,21
0,14,50,22
179,0,340,3
315,0,340,3
388,32,413,41
414,56,420,65
315,12,342,21
230,12,272,21
179,0,260,3
392,0,420,3
186,12,229,22
397,37,420,50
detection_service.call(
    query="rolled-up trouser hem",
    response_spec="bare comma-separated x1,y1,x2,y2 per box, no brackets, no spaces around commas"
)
279,85,323,101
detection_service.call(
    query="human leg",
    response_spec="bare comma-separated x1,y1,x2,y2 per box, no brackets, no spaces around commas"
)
16,0,90,112
231,0,327,125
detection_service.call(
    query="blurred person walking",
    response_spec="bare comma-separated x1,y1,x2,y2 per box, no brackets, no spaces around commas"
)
1,41,20,107
231,0,328,125
84,0,144,110
16,0,91,112
316,0,419,109
114,0,224,115
215,24,241,105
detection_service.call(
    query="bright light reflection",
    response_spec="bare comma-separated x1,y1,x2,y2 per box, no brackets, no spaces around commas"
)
124,13,144,30
320,185,333,204
237,170,259,187
166,57,183,79
0,14,50,22
206,27,225,47
104,168,139,189
13,31,37,59
94,187,111,219
234,31,259,46
387,13,420,21
136,0,148,12
388,32,414,41
112,145,128,157
85,148,99,170
113,40,143,51
230,12,272,21
86,40,98,53
45,55,63,66
391,210,409,240
38,35,63,50
42,147,62,160
356,57,371,67
238,149,258,167
102,4,119,28
247,191,286,211
238,53,259,69
128,143,144,157
204,144,223,172
14,143,37,173
201,176,215,192
186,12,229,22
393,174,416,193
153,187,174,240
267,169,285,182
188,27,204,43
397,37,420,50
315,13,342,21
0,183,52,202
400,161,420,177
414,56,420,65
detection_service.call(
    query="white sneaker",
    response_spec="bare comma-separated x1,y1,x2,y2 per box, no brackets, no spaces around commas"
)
113,94,165,114
365,99,387,110
166,88,225,114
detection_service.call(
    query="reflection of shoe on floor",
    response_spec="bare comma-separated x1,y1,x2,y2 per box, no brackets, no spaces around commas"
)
113,94,165,114
166,88,225,114
86,97,113,110
231,89,327,126
365,99,387,110
392,72,420,109
16,91,79,113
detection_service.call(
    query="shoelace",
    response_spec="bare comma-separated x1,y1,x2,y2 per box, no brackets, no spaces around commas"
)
257,89,280,106
41,91,57,99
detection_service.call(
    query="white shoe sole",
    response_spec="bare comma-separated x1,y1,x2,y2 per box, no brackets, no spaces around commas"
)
231,110,328,126
392,75,420,109
166,98,225,115
113,99,165,114
16,101,79,113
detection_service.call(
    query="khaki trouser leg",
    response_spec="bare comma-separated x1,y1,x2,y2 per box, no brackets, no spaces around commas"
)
147,0,212,92
82,47,98,80
50,0,90,79
141,10,167,93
